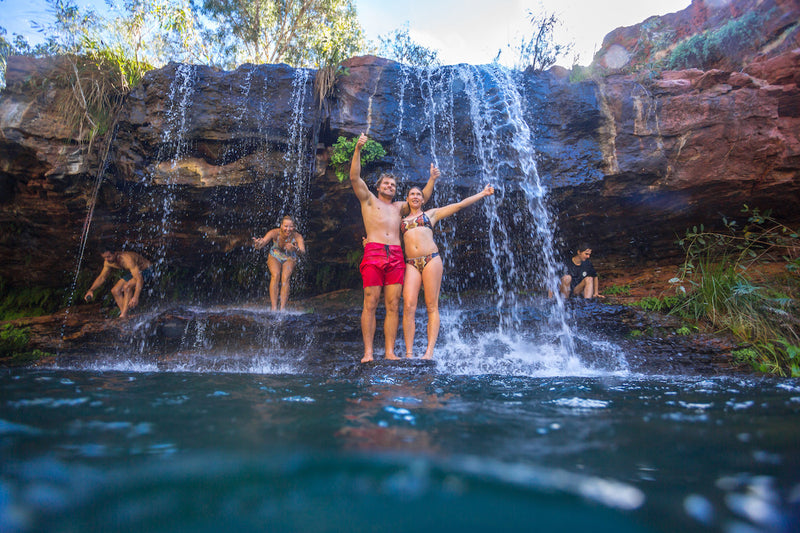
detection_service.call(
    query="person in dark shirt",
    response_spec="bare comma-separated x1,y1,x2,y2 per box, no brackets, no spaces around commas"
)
559,243,603,299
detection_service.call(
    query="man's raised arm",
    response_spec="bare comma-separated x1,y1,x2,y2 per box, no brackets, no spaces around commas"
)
350,133,372,203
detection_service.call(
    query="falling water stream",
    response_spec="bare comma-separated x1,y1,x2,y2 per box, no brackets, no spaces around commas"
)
148,63,197,277
279,68,314,231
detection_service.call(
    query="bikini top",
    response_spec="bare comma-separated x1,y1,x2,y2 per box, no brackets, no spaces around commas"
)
400,212,433,236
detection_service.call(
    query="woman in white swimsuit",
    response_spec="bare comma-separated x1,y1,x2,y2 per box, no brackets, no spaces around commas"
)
253,216,306,311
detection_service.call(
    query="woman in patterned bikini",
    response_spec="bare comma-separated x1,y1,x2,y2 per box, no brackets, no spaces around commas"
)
253,215,306,311
401,183,494,359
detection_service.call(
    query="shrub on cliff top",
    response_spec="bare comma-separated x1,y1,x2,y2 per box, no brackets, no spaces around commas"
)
667,10,766,70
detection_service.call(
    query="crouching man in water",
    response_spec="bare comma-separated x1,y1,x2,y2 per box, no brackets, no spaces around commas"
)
84,250,154,318
350,133,439,363
559,243,604,299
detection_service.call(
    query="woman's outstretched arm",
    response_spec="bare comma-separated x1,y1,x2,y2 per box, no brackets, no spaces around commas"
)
430,184,494,223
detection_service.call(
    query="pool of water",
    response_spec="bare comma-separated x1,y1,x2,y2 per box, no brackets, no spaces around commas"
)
1,368,799,532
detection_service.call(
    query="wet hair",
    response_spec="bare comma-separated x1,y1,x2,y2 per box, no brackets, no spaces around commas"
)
406,186,423,198
375,173,398,190
576,243,592,253
280,215,296,226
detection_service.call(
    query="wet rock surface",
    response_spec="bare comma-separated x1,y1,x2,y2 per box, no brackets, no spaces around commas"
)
3,291,744,377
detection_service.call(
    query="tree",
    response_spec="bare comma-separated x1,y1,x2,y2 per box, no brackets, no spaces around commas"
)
377,23,440,67
6,0,205,78
499,10,572,71
103,0,209,67
196,0,365,68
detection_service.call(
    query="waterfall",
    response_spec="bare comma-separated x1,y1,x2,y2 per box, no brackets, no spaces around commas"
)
147,63,198,276
128,64,315,305
279,68,314,233
391,63,577,369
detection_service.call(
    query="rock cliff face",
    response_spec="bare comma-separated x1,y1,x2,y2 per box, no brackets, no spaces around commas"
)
1,2,799,302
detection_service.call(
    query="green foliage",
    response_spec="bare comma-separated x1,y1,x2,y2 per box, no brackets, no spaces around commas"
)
2,0,204,88
0,324,51,364
629,18,674,73
0,278,64,321
0,28,12,87
672,206,799,375
498,11,573,71
1,21,62,87
569,63,600,83
57,0,205,68
377,23,441,67
5,0,369,77
631,295,681,313
604,284,631,296
2,1,169,143
314,265,335,293
667,11,764,70
51,54,138,145
197,0,364,69
733,342,796,375
330,136,386,182
0,324,30,356
676,206,800,282
345,249,362,269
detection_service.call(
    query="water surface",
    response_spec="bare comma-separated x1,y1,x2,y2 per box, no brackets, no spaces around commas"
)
2,369,798,532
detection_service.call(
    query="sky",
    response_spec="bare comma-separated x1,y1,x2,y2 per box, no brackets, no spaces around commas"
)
1,0,691,67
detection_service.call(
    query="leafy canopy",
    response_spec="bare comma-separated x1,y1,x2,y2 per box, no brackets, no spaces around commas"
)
196,0,365,68
377,23,440,67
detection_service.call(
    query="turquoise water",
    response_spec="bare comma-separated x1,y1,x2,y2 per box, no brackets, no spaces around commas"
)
1,369,799,532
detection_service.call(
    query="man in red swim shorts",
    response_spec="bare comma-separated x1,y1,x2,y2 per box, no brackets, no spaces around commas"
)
350,133,439,362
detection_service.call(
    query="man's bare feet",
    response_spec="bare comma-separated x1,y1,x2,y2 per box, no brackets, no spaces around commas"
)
405,353,414,358
421,351,433,360
385,353,400,360
361,354,374,363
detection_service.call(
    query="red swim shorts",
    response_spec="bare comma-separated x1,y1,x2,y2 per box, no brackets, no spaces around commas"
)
360,242,405,287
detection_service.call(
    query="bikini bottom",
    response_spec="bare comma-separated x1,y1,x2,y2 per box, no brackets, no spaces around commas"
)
405,252,440,274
